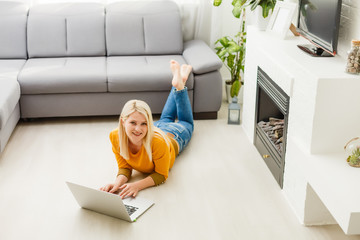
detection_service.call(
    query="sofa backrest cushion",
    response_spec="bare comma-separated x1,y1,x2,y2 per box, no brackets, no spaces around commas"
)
27,3,106,58
106,1,183,56
0,2,29,59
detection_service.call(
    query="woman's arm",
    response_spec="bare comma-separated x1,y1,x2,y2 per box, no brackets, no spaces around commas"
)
102,130,133,193
118,176,155,199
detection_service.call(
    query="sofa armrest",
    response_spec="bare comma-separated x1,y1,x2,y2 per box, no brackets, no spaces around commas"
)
182,40,222,75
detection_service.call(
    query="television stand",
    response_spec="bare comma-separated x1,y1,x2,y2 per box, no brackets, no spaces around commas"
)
297,44,334,57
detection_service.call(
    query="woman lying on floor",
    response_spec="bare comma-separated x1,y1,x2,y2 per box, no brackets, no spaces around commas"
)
100,60,194,199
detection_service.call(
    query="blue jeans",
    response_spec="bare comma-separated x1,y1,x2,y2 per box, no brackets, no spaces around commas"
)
154,87,194,153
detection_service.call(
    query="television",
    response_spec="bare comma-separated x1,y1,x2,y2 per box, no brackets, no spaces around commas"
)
296,0,342,57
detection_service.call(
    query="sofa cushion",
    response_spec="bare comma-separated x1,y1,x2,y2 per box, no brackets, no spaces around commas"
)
27,3,105,58
106,1,183,56
18,57,107,94
183,40,223,74
0,60,26,79
0,2,29,59
107,55,194,93
0,79,20,129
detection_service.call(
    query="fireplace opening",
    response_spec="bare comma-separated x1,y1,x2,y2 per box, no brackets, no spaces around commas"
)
254,67,289,188
258,117,284,155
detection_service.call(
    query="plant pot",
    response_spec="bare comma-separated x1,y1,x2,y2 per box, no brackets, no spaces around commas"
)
344,137,360,167
254,7,272,31
225,81,233,104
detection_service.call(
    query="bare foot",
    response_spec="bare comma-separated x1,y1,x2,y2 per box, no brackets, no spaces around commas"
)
170,60,178,76
180,64,192,84
170,60,184,90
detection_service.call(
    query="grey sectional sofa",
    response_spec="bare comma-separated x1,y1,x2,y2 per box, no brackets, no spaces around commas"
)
0,1,223,153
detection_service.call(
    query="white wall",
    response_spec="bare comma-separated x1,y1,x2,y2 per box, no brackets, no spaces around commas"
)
338,0,360,56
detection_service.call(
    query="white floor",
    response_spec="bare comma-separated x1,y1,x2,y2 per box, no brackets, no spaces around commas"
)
1,101,360,240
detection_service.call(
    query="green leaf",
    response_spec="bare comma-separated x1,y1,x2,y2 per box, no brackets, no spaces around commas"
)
219,37,229,47
231,0,241,18
213,0,222,6
250,0,261,11
349,148,360,165
227,43,241,53
227,54,235,69
261,2,269,18
257,0,277,18
230,80,241,98
218,49,227,58
231,0,247,18
232,8,241,18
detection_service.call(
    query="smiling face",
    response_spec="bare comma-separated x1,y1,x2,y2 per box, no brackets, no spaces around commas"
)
122,111,148,147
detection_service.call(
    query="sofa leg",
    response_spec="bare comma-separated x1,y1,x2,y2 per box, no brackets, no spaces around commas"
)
193,112,217,120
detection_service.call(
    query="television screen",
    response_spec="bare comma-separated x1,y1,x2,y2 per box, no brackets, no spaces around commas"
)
297,0,342,57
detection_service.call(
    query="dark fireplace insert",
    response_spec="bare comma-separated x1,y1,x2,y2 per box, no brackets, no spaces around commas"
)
254,67,289,188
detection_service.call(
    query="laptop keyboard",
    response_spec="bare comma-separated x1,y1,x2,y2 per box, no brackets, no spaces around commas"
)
125,205,139,216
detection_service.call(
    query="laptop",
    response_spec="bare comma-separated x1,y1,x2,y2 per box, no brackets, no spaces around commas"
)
66,181,154,222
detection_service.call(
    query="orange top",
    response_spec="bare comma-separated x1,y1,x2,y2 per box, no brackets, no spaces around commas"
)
109,129,176,182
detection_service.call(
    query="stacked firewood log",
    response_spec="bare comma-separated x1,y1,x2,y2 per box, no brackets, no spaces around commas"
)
257,117,284,154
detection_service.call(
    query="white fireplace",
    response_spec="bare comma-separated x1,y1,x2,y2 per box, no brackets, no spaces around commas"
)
242,26,360,235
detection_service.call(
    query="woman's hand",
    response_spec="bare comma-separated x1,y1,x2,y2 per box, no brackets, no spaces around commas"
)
119,182,141,199
100,175,128,193
118,176,156,199
100,183,119,193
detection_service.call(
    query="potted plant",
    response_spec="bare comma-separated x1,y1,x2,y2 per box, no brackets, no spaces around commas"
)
213,0,247,103
248,0,277,18
248,0,281,30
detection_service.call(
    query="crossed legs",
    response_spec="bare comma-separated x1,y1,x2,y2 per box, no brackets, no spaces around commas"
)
154,60,194,153
159,60,193,125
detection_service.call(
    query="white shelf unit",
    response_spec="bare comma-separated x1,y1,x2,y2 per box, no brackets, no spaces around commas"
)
242,26,360,235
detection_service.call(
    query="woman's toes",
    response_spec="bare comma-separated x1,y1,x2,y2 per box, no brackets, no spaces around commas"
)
170,60,180,74
181,64,192,83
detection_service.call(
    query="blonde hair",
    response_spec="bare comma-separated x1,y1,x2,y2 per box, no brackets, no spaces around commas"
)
118,100,169,161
